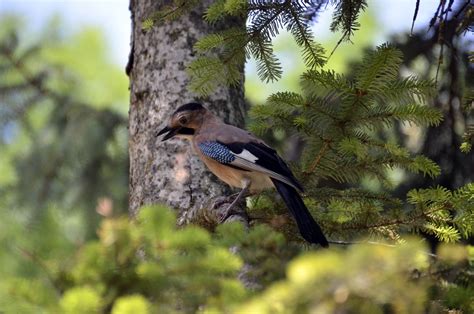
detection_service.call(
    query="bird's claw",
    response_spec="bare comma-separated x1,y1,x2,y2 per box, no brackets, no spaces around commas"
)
211,192,245,223
217,205,238,223
211,196,232,210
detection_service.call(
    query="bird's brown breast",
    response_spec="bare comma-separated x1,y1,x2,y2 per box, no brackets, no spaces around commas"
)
199,154,272,192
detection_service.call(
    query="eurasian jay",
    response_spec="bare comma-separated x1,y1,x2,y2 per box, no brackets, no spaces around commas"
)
158,102,329,247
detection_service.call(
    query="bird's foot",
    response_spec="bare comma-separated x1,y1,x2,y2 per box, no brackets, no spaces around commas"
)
210,195,234,223
211,195,234,210
211,193,245,223
212,189,250,223
211,192,242,209
217,204,240,223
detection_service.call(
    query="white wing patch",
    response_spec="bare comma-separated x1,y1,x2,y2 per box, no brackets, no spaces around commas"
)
232,149,259,163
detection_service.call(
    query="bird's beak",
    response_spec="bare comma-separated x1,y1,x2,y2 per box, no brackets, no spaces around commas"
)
157,125,179,141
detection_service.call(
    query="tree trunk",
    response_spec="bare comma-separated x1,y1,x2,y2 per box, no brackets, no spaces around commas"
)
127,0,247,224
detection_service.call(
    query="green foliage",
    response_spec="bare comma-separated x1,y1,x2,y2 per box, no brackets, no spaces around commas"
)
143,0,355,95
187,54,244,96
74,206,248,312
460,124,473,153
112,295,151,314
238,241,429,313
406,186,473,242
459,52,473,153
144,0,371,95
0,206,244,312
216,222,299,287
330,0,368,41
141,0,201,31
60,287,102,314
3,205,473,313
0,16,129,237
443,284,474,313
2,3,472,314
250,45,472,244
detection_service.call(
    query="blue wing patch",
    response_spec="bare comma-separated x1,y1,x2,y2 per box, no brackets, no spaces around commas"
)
199,142,236,164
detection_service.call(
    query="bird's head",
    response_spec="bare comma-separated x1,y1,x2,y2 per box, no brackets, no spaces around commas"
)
157,102,207,141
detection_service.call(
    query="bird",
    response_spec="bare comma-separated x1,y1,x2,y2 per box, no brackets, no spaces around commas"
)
157,102,329,247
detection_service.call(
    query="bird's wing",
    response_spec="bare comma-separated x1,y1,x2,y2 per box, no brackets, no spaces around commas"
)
198,140,303,192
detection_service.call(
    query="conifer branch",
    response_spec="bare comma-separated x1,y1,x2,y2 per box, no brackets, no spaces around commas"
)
304,139,331,175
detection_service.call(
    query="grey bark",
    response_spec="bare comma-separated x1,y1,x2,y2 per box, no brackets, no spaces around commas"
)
127,0,248,226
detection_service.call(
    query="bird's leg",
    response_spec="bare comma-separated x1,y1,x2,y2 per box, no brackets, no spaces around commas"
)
212,192,240,209
212,190,253,210
218,180,251,223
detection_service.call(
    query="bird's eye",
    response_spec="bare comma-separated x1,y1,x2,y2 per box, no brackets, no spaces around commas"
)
178,116,188,125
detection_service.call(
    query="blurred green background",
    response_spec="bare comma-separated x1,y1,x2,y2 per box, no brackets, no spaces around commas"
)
0,0,472,312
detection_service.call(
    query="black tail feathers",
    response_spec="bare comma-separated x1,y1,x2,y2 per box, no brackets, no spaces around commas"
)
272,179,329,248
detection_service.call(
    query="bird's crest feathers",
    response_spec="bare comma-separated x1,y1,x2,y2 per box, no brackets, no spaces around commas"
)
174,102,205,114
